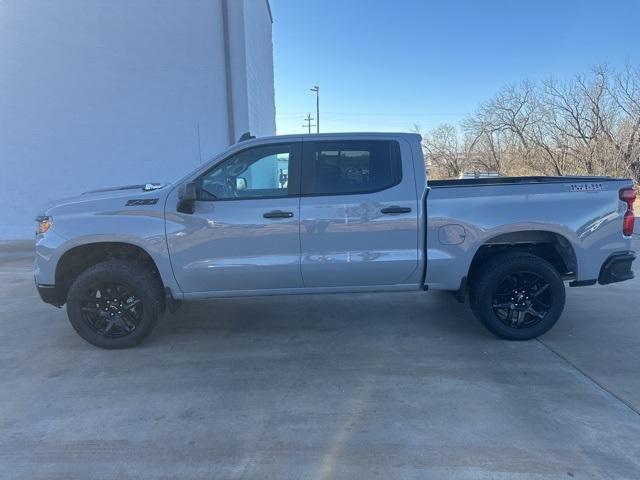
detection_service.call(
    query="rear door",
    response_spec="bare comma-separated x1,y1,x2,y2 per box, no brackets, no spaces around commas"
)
299,137,419,287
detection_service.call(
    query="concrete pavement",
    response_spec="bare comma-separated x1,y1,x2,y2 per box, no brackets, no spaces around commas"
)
0,236,639,479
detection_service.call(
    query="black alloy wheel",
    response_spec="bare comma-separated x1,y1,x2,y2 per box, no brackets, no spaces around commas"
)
66,261,162,349
80,282,143,338
471,252,565,340
491,270,552,329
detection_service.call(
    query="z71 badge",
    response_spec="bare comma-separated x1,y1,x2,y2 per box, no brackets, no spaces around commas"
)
569,183,604,192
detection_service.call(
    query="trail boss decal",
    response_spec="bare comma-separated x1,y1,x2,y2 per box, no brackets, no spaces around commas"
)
125,198,159,206
569,183,604,192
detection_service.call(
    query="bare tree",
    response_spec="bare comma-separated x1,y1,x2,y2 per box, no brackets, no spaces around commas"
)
462,81,540,174
605,64,640,182
422,124,468,179
430,64,640,182
412,65,639,183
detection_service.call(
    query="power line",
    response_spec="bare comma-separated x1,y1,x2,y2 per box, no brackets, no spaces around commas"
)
278,111,465,117
302,113,316,133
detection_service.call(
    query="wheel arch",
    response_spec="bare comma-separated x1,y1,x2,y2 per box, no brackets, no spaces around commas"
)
467,229,578,288
55,241,165,308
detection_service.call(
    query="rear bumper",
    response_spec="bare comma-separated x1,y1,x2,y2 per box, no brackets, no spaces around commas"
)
35,282,63,307
598,252,635,285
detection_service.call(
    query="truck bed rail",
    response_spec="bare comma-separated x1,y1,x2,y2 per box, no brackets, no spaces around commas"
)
429,176,629,188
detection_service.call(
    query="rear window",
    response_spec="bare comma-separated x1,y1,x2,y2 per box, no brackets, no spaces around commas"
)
303,140,402,196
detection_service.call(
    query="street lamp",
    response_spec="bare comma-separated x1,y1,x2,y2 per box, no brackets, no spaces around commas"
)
310,86,319,133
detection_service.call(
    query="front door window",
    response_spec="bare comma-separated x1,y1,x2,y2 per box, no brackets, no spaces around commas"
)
199,145,292,200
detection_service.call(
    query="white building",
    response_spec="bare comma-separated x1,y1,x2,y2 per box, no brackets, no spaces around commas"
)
0,0,275,238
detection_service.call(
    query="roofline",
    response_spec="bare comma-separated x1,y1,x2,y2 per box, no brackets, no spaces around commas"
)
237,132,421,144
175,132,422,186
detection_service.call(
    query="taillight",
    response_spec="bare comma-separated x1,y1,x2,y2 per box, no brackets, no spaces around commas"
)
620,187,636,236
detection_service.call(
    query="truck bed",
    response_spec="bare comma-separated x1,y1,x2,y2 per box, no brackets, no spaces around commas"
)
425,175,635,290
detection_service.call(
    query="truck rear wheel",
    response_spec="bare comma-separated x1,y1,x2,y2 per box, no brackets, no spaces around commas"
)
66,260,163,349
470,252,565,340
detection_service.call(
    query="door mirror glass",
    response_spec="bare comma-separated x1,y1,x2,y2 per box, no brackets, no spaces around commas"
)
235,177,247,191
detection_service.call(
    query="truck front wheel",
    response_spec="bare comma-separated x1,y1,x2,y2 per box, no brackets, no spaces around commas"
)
66,260,163,349
470,252,566,340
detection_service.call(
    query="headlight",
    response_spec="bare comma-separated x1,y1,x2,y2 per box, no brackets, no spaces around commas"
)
36,215,53,235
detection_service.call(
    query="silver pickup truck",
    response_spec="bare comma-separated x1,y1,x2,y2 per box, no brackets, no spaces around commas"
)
34,133,636,348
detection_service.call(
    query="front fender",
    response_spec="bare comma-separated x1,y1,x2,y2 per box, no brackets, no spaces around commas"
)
34,213,182,299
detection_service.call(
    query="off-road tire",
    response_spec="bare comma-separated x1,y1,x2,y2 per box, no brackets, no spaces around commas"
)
470,252,565,340
66,260,163,349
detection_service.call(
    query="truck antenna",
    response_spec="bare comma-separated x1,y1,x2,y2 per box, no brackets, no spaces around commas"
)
238,132,255,142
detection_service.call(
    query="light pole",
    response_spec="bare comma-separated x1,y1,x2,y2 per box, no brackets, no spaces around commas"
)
310,86,319,133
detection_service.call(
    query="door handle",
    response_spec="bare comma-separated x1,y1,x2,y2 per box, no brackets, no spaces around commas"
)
380,206,412,214
263,210,294,219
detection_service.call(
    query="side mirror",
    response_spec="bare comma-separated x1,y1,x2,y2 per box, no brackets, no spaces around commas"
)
235,177,247,191
177,182,197,214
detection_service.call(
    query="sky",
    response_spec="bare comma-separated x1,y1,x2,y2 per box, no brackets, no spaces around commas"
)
269,0,640,135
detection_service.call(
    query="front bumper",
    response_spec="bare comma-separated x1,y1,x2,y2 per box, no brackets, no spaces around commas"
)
598,252,636,285
35,282,63,307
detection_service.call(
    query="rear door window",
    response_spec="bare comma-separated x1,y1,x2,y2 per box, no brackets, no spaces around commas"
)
302,140,402,196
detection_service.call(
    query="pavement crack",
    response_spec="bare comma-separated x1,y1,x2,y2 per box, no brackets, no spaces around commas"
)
536,338,640,417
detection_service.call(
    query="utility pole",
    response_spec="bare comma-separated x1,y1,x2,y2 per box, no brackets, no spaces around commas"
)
302,113,315,134
310,86,319,133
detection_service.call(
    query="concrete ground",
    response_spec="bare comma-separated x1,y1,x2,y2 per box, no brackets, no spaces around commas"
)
1,235,639,480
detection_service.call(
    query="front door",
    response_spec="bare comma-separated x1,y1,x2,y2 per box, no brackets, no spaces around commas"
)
167,141,303,294
299,138,419,287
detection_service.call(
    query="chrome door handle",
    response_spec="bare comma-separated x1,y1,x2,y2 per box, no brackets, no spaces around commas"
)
263,210,294,219
380,206,412,214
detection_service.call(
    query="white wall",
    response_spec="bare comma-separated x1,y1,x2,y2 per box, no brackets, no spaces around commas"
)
243,0,276,137
0,0,275,238
225,0,276,140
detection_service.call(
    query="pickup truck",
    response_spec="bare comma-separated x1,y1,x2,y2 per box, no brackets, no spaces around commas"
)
34,133,637,349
